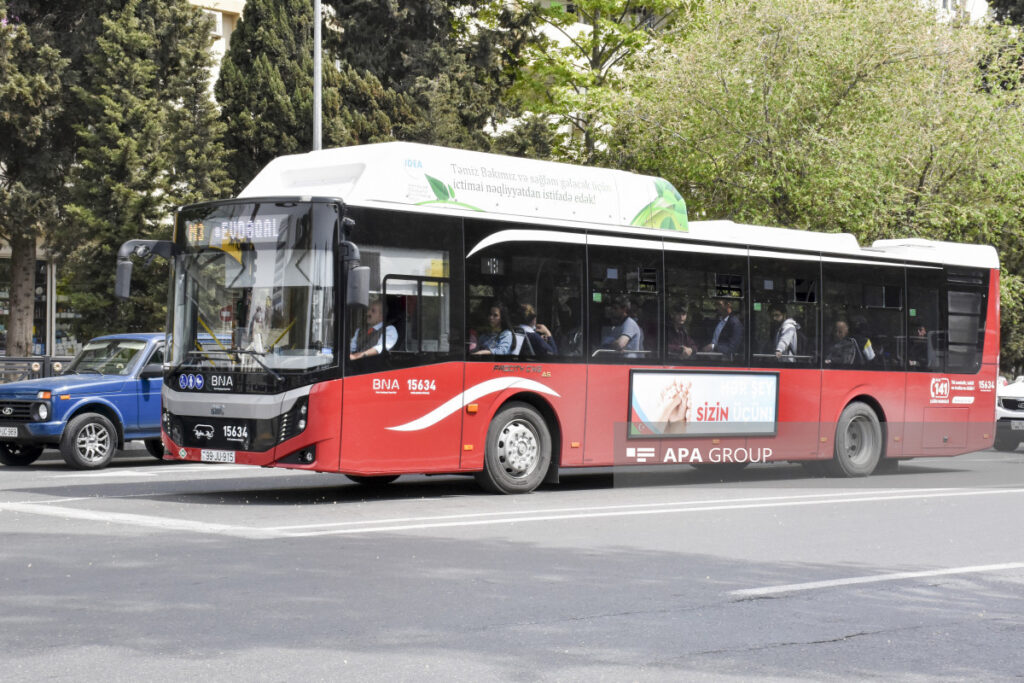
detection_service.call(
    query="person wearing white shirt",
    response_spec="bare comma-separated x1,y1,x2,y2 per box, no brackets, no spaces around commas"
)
349,300,398,360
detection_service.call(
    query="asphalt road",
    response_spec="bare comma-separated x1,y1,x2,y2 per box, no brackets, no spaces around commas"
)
2,447,1023,681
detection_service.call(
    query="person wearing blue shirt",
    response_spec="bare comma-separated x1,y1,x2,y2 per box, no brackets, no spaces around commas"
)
472,302,514,356
602,296,643,353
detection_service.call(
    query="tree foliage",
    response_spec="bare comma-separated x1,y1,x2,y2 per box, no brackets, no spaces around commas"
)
0,3,67,355
611,0,1024,369
217,0,418,191
326,0,536,151
989,0,1024,25
58,0,232,340
507,0,697,163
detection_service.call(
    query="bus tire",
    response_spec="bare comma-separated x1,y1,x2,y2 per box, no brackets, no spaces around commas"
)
476,401,551,494
345,474,400,486
0,443,43,466
826,402,882,477
60,413,117,470
993,435,1020,452
144,438,165,459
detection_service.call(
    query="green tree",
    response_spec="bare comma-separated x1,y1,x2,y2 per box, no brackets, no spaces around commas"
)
989,0,1024,24
612,0,1024,369
0,4,67,355
327,0,536,152
216,0,414,190
507,0,695,163
58,0,231,339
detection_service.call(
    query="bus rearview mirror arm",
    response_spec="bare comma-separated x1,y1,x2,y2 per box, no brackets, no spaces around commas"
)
115,240,176,299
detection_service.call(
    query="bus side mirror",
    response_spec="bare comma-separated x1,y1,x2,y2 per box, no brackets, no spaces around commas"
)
347,266,370,307
115,259,135,299
116,239,176,299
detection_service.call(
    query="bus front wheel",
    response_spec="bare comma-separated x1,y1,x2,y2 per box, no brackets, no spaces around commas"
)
476,402,551,494
826,402,882,477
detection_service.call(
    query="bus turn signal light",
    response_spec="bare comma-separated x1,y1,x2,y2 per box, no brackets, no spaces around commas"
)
466,404,478,414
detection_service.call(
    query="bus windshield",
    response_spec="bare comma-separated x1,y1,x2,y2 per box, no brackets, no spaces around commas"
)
168,200,337,375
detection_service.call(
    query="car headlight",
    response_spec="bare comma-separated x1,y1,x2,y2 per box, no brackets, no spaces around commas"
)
33,402,50,421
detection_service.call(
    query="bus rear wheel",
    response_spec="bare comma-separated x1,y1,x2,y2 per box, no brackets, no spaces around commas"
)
826,402,882,477
475,402,551,494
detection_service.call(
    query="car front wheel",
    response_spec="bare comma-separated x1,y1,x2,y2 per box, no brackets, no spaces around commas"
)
60,413,118,470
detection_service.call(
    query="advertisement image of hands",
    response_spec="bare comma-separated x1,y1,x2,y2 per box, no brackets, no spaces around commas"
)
629,371,778,438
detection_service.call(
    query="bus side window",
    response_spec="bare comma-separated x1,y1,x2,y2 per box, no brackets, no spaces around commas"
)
824,261,904,371
465,219,585,363
588,246,661,364
749,257,819,368
664,247,747,366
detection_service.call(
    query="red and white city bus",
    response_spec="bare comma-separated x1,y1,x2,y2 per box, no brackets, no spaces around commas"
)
117,143,999,493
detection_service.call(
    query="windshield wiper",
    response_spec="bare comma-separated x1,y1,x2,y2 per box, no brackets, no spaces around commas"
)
72,368,102,375
230,349,283,382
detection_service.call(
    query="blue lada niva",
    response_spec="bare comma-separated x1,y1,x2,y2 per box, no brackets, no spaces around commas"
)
0,333,164,469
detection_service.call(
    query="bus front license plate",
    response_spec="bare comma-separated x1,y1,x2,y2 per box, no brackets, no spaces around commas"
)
1012,421,1024,432
201,449,235,463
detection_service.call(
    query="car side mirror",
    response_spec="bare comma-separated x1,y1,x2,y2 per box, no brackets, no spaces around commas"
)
140,363,163,379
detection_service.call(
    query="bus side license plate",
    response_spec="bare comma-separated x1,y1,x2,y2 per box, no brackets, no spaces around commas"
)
201,449,235,463
1012,421,1024,432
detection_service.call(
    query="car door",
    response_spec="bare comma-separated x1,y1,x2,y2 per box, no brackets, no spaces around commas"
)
135,344,164,433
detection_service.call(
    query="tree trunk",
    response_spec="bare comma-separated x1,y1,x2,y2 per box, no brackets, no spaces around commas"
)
7,233,37,357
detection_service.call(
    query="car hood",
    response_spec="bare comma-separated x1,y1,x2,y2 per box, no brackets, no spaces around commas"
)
998,381,1024,400
0,374,129,399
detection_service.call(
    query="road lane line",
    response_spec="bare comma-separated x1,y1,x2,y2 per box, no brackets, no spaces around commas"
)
730,562,1024,597
0,502,272,539
268,488,960,531
3,487,1024,540
279,487,1024,537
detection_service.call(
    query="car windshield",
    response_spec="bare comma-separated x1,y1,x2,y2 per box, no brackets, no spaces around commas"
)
66,340,147,376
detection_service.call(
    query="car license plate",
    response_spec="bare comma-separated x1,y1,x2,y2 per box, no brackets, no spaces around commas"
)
1012,421,1024,432
201,449,235,463
0,427,18,438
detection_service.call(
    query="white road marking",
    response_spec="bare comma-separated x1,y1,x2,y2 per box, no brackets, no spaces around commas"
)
0,501,271,539
730,562,1024,598
50,464,249,479
268,488,958,531
278,487,1024,537
2,486,1023,540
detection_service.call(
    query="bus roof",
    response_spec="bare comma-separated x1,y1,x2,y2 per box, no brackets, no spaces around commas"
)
239,141,688,232
238,142,999,271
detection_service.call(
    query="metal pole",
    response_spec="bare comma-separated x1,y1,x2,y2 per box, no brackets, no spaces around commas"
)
313,0,322,151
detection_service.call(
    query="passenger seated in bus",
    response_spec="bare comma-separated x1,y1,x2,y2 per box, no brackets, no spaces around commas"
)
824,320,861,366
516,303,557,356
770,304,800,361
908,324,936,369
665,301,696,359
472,302,514,356
349,299,398,361
701,298,743,359
851,315,876,363
600,295,643,353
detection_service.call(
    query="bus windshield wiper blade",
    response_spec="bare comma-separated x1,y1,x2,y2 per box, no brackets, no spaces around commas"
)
230,349,283,382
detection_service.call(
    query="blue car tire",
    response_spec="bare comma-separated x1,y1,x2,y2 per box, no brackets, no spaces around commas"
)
61,413,118,470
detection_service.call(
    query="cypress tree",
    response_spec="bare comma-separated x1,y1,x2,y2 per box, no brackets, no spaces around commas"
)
0,3,67,355
58,0,231,339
